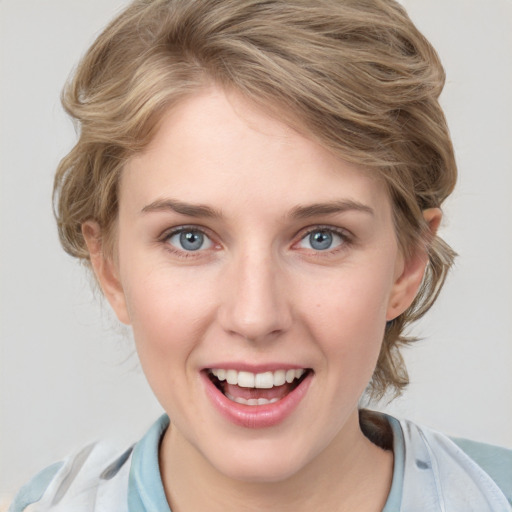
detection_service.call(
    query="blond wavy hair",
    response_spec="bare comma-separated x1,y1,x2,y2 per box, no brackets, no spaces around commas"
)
54,0,457,398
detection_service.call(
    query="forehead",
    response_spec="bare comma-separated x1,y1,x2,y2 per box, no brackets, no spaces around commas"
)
121,87,391,221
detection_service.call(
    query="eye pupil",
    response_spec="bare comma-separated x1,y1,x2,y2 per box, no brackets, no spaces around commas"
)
180,231,204,251
309,230,333,250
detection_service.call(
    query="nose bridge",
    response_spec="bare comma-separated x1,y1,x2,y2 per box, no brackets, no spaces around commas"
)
219,243,291,341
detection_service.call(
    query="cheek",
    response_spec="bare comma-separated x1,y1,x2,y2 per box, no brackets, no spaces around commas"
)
303,264,394,329
120,266,213,366
298,263,394,364
120,273,213,412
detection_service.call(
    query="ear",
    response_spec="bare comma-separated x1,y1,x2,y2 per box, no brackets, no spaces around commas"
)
82,221,131,325
386,208,442,321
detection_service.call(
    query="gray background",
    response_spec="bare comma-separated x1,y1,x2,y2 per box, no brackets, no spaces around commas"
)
1,0,511,503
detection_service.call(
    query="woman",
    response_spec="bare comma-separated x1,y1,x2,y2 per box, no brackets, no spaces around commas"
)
9,1,512,510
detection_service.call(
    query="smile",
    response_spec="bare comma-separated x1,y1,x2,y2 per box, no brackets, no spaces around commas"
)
207,368,310,406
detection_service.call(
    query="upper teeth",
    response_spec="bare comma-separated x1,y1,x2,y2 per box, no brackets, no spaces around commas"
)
210,368,305,388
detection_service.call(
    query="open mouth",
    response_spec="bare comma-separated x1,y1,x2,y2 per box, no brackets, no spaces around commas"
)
207,368,311,406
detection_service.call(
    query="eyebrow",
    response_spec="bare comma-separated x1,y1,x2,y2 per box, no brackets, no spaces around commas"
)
289,200,374,219
141,199,222,218
141,198,374,219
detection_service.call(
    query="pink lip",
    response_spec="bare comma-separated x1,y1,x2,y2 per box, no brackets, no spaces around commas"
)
201,369,313,429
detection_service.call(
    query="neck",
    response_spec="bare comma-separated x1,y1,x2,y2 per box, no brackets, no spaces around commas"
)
159,410,393,512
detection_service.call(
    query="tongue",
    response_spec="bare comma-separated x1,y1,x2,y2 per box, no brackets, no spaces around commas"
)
224,382,293,401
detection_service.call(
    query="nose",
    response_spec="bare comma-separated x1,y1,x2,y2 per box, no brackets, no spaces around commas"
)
218,249,292,342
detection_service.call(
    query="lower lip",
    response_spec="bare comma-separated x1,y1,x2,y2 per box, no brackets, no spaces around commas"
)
202,371,313,429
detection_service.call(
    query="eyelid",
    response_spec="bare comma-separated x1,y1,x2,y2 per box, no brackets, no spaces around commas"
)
159,225,220,255
293,225,353,251
295,224,351,240
160,224,208,240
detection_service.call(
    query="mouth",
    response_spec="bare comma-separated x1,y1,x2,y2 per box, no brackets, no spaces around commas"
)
206,368,311,406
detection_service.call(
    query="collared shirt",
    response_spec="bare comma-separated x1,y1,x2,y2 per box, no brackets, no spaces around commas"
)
9,413,512,511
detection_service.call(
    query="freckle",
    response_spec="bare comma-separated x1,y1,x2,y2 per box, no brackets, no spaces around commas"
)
416,459,430,470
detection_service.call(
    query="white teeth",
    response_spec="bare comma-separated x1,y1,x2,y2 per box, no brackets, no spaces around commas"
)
226,369,238,385
210,368,307,388
254,371,274,389
273,369,286,386
237,371,255,388
286,369,305,383
225,392,280,406
215,368,226,381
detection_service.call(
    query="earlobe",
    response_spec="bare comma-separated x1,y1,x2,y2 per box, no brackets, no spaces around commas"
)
386,208,442,321
82,221,131,325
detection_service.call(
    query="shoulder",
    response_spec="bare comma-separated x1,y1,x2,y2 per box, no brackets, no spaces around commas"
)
9,415,171,512
9,442,133,512
397,416,512,510
451,436,512,505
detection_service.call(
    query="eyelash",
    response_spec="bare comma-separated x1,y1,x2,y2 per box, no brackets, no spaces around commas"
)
294,225,353,255
158,225,353,259
160,226,218,259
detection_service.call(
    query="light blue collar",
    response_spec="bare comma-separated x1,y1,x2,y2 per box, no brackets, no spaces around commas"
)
128,414,171,512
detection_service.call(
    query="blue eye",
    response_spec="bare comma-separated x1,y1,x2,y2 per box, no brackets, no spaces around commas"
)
167,229,213,252
298,229,344,251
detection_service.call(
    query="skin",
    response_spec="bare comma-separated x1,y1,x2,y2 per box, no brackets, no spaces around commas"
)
84,87,440,511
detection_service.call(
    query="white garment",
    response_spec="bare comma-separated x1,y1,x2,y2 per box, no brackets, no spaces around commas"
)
397,418,511,511
9,414,512,511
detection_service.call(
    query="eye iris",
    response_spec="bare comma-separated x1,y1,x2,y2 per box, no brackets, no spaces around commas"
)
309,230,333,250
180,231,204,251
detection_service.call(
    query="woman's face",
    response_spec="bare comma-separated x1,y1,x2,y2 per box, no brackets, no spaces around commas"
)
94,87,423,482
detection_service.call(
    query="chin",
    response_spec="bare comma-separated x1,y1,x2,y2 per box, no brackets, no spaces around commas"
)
206,441,314,484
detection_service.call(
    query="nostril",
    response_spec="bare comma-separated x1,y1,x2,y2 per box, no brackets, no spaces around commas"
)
230,327,285,344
